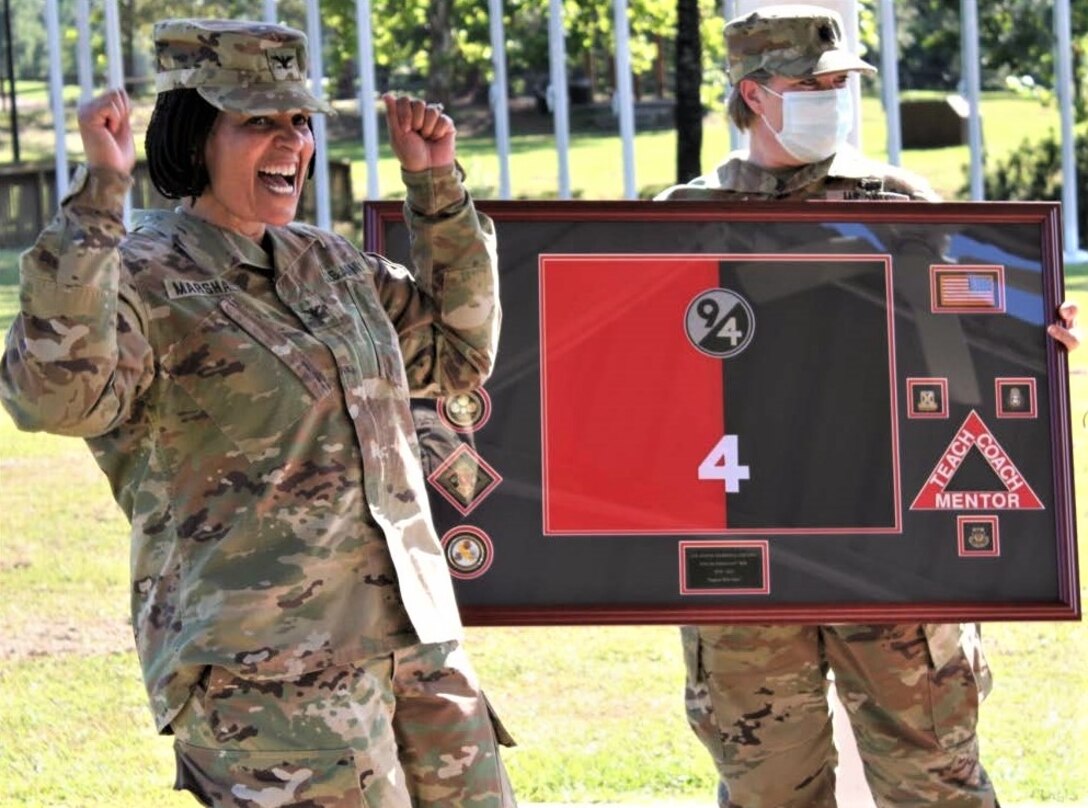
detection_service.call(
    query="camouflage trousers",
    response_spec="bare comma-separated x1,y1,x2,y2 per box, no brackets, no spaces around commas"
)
170,640,517,807
682,623,997,808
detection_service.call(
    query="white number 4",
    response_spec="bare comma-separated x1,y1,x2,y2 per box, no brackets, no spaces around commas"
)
715,316,744,347
698,435,750,493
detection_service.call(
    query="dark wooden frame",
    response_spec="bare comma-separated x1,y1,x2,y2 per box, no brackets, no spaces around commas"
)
366,199,1078,625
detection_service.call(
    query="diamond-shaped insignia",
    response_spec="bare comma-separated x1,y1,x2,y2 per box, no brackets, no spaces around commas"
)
427,444,502,516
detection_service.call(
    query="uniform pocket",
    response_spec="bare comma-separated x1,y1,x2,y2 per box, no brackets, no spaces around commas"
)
344,277,407,384
923,624,982,750
220,298,333,400
678,626,731,768
174,741,369,808
162,299,330,461
481,690,516,748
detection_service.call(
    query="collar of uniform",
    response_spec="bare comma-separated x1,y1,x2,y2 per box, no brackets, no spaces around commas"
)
775,155,836,194
134,208,328,283
222,227,274,271
715,151,779,194
714,150,836,196
784,146,902,193
145,208,274,274
261,224,326,285
825,144,884,180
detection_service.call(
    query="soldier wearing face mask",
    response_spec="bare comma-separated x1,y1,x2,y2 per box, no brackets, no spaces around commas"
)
656,4,1079,807
659,5,940,203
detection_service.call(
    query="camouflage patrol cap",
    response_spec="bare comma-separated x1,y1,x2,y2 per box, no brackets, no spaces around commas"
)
725,4,876,82
153,18,334,115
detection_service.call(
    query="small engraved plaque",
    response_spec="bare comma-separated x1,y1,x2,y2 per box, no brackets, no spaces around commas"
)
680,541,769,595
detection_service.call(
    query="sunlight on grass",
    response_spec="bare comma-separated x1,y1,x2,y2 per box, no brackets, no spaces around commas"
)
468,625,719,802
14,90,1062,205
0,653,190,808
331,92,1067,204
980,620,1088,801
0,93,1085,806
1066,262,1088,297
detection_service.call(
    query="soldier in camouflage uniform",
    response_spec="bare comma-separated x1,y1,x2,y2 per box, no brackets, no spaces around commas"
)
0,18,516,808
657,5,1080,808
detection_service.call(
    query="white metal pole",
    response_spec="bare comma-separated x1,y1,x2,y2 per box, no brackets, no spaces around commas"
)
45,0,68,199
723,0,745,152
488,0,512,199
830,0,863,149
304,0,331,230
613,0,637,199
264,0,278,23
103,0,131,223
75,0,93,103
960,0,983,200
1054,0,1084,260
548,0,571,199
879,0,900,164
103,0,123,91
355,0,381,199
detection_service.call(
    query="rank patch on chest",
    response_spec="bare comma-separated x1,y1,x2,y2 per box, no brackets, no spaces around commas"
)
164,278,235,299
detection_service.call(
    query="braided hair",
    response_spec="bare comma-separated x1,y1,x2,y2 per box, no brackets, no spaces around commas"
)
145,89,218,200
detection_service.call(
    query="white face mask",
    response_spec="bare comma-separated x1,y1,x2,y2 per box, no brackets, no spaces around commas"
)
760,85,853,163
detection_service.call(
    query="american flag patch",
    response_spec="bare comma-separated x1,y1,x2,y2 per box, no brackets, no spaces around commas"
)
930,265,1005,313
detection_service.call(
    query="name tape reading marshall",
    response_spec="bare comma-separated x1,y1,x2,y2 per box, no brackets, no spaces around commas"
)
164,279,235,299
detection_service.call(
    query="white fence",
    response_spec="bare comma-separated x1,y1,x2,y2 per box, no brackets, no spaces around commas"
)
32,0,1087,259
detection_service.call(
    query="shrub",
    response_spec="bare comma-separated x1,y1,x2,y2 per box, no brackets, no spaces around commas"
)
970,130,1087,249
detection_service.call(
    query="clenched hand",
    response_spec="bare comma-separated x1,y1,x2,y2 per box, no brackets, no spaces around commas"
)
383,93,455,174
77,88,136,175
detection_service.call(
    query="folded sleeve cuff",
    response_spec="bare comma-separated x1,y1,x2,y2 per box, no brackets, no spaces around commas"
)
64,164,133,231
402,163,467,217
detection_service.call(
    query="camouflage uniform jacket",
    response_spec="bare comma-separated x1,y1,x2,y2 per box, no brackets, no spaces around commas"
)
0,163,500,731
656,143,939,202
657,144,991,691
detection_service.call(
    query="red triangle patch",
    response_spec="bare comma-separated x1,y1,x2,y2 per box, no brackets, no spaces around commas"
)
910,409,1043,511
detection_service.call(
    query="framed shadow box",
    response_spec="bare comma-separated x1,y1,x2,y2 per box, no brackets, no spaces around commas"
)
365,200,1079,625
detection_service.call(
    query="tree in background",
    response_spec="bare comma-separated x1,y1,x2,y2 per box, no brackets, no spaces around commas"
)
977,131,1087,247
317,0,676,104
978,0,1087,121
427,0,455,108
858,0,1086,121
6,0,1083,101
675,0,701,182
1,0,1078,235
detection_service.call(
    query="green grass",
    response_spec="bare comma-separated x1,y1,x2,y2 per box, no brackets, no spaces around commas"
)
0,90,1072,203
0,257,19,330
326,115,740,203
325,92,1068,204
1067,262,1088,296
1,411,1085,804
0,252,1085,805
10,79,84,104
467,625,718,803
0,654,192,807
0,98,1086,805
